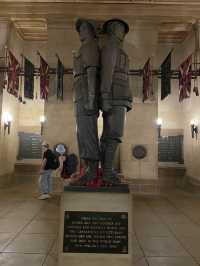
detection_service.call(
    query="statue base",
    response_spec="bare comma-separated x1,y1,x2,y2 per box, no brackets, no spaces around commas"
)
58,185,134,266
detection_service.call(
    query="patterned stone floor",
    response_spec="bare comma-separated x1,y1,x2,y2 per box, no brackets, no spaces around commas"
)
0,179,200,265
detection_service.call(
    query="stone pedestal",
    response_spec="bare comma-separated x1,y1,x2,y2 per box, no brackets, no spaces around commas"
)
58,186,133,266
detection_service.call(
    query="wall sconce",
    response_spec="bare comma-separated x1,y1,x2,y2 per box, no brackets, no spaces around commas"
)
2,112,13,135
190,119,198,139
40,115,46,136
156,118,163,138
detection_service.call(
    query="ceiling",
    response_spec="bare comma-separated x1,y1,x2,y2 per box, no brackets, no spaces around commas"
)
12,18,47,41
0,1,199,44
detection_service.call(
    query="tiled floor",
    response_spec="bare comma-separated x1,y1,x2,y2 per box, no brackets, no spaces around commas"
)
0,180,200,265
0,181,59,266
133,190,200,265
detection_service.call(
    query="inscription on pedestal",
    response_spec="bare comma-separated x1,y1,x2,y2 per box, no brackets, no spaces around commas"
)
63,211,128,254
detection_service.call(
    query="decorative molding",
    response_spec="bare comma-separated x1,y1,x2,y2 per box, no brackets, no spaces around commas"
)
132,145,147,160
133,20,159,31
0,17,10,23
12,18,47,41
0,2,197,43
47,18,75,30
0,1,200,4
131,144,150,162
1,3,200,20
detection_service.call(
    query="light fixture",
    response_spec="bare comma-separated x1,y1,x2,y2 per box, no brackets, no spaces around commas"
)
2,112,13,135
156,118,163,139
40,115,46,123
190,119,198,139
40,115,46,135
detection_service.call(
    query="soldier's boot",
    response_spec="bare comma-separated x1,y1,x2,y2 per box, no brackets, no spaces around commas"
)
80,160,98,182
102,139,121,184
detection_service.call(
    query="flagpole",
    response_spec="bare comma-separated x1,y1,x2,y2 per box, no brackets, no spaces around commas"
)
193,21,199,93
4,46,8,67
55,53,59,100
37,51,40,100
4,46,8,90
18,53,24,102
149,55,154,98
37,51,46,63
55,53,59,60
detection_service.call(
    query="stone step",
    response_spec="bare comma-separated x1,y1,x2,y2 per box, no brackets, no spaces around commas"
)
159,166,186,190
14,163,40,174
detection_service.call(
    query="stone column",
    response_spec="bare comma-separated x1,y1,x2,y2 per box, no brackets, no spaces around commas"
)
179,20,200,188
121,21,159,194
0,19,12,186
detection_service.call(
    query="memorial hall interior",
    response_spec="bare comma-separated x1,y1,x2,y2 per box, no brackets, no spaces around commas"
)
1,1,200,266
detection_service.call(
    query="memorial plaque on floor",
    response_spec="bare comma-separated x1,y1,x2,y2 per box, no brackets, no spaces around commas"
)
63,211,128,254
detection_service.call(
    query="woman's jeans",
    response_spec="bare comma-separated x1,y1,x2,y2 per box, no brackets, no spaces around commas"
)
39,169,53,194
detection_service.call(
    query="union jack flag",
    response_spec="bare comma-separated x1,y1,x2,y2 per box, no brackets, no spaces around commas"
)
7,51,20,97
39,54,49,100
142,58,153,102
179,54,192,102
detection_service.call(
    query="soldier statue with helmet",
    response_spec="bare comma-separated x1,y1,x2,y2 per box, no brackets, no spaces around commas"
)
73,18,133,185
100,18,133,183
73,18,100,182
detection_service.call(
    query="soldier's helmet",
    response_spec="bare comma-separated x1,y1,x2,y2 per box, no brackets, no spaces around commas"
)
75,18,97,37
102,18,129,34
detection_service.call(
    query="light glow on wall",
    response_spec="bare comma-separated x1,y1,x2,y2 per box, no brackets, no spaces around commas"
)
190,119,198,126
40,115,46,123
2,112,13,125
156,118,163,126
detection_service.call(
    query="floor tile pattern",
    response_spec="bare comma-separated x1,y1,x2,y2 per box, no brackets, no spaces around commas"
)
0,181,200,265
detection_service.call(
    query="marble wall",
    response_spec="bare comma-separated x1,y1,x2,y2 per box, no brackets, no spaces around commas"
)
0,24,22,185
157,24,200,182
120,23,159,180
0,24,45,186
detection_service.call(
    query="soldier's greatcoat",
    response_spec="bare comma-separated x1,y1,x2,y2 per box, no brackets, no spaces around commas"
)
100,38,133,143
73,38,100,160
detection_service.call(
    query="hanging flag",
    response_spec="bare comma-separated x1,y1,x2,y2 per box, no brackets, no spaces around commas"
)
24,57,34,99
56,56,65,100
142,58,153,102
161,51,171,100
0,49,7,93
7,51,20,97
193,22,199,97
179,54,192,102
0,72,5,94
39,54,49,100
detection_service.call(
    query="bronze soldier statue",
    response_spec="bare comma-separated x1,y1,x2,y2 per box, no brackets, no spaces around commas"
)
73,18,100,181
100,19,133,183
